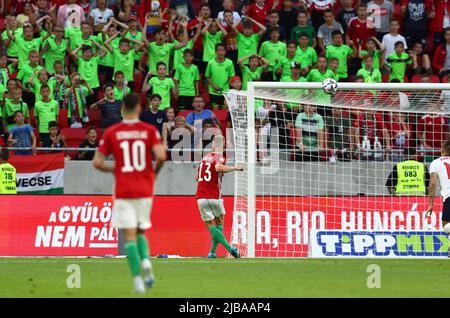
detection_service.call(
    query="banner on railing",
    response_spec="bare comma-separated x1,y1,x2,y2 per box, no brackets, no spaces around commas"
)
10,153,64,194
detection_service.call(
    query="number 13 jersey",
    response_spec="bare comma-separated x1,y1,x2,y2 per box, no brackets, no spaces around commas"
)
98,119,162,199
196,152,226,200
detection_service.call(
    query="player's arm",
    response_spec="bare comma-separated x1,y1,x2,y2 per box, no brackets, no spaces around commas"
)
215,163,244,174
425,172,438,217
153,144,167,176
93,151,115,173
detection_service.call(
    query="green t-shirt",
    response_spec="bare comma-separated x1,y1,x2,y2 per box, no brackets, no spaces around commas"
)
203,31,223,62
0,65,15,88
242,66,264,91
296,46,318,69
4,99,29,129
16,63,44,89
78,55,101,89
277,55,300,80
356,67,382,83
114,85,130,101
236,33,260,62
113,49,135,81
98,35,119,67
34,99,59,132
64,27,82,50
2,28,23,57
386,52,411,82
174,63,199,97
15,34,43,69
360,49,381,70
204,58,235,95
290,25,316,46
306,69,335,104
32,77,57,102
173,39,193,71
295,112,325,150
147,42,174,74
43,37,68,73
148,76,175,109
259,41,287,71
124,30,143,61
281,75,307,83
325,44,353,79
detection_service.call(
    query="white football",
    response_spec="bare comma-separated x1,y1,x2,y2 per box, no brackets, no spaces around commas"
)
322,78,338,94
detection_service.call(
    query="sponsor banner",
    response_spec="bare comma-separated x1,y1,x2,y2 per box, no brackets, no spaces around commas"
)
0,196,117,256
10,153,64,194
0,195,444,257
310,230,450,258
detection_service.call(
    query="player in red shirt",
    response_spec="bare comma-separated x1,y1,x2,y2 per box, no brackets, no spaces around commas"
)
93,93,166,294
196,135,243,258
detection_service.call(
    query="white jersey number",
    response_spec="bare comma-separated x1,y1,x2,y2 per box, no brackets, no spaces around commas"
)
197,162,212,182
120,140,146,172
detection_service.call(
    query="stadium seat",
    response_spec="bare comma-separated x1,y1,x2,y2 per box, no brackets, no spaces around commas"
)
177,110,191,118
213,109,229,135
87,109,102,129
61,128,87,159
58,109,69,129
411,74,440,83
382,74,409,83
133,71,143,93
442,75,449,83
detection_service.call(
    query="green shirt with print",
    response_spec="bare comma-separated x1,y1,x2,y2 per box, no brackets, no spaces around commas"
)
113,49,135,82
147,42,174,74
14,35,43,69
34,99,59,132
148,76,175,110
360,49,382,70
173,39,193,71
356,67,382,83
203,31,223,62
174,63,199,97
114,85,130,101
290,25,316,46
236,33,260,63
386,52,411,82
32,77,58,102
4,99,29,130
296,46,318,69
43,37,68,73
242,66,264,91
205,58,235,96
259,40,287,72
295,112,325,150
277,55,301,80
124,30,143,61
16,63,44,89
98,35,119,67
2,28,23,57
325,44,353,79
78,55,101,89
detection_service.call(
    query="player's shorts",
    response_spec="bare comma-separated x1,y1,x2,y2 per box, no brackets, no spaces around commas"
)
197,199,226,222
442,198,450,222
112,197,153,230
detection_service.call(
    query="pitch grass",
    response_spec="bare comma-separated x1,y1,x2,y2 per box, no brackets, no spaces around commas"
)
1,258,450,298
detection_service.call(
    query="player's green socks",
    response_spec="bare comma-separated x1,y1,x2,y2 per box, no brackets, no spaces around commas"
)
209,225,223,254
125,241,141,277
209,226,231,252
137,234,150,260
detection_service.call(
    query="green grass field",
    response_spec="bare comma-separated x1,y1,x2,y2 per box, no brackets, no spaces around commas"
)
1,258,450,297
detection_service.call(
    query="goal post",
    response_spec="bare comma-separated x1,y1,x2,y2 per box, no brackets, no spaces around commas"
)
226,81,450,258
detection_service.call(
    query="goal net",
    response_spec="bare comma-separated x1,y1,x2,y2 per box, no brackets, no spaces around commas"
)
225,82,450,258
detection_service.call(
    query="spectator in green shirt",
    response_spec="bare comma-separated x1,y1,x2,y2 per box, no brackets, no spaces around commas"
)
142,26,186,75
2,87,30,131
358,37,385,70
71,41,107,106
113,71,130,101
276,41,302,80
259,27,287,81
296,33,318,74
386,41,412,83
34,84,59,141
233,17,267,64
104,35,145,91
201,18,228,63
205,43,235,109
142,62,177,110
290,9,316,48
357,54,382,83
294,104,326,161
16,50,43,109
174,49,200,110
40,26,69,74
239,54,269,90
325,31,356,81
328,57,341,81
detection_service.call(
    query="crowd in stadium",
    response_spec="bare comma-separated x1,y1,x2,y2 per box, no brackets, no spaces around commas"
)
0,0,448,161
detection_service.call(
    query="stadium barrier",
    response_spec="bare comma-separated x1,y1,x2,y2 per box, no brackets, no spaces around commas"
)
0,195,445,258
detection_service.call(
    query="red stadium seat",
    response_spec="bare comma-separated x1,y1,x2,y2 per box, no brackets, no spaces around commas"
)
442,75,449,83
61,128,87,159
177,110,191,118
382,74,409,83
58,109,69,129
87,109,102,129
412,74,440,83
133,71,143,93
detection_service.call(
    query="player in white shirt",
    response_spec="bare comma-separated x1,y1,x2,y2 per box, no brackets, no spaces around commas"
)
426,140,450,236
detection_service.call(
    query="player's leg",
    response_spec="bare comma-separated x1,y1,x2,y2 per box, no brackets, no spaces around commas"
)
136,198,155,287
198,199,219,257
209,199,240,258
442,198,450,257
113,199,145,294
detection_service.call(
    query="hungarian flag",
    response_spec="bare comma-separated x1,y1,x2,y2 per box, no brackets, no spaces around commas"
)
10,153,64,194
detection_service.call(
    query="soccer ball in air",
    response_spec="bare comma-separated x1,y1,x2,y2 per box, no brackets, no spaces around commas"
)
322,78,338,94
